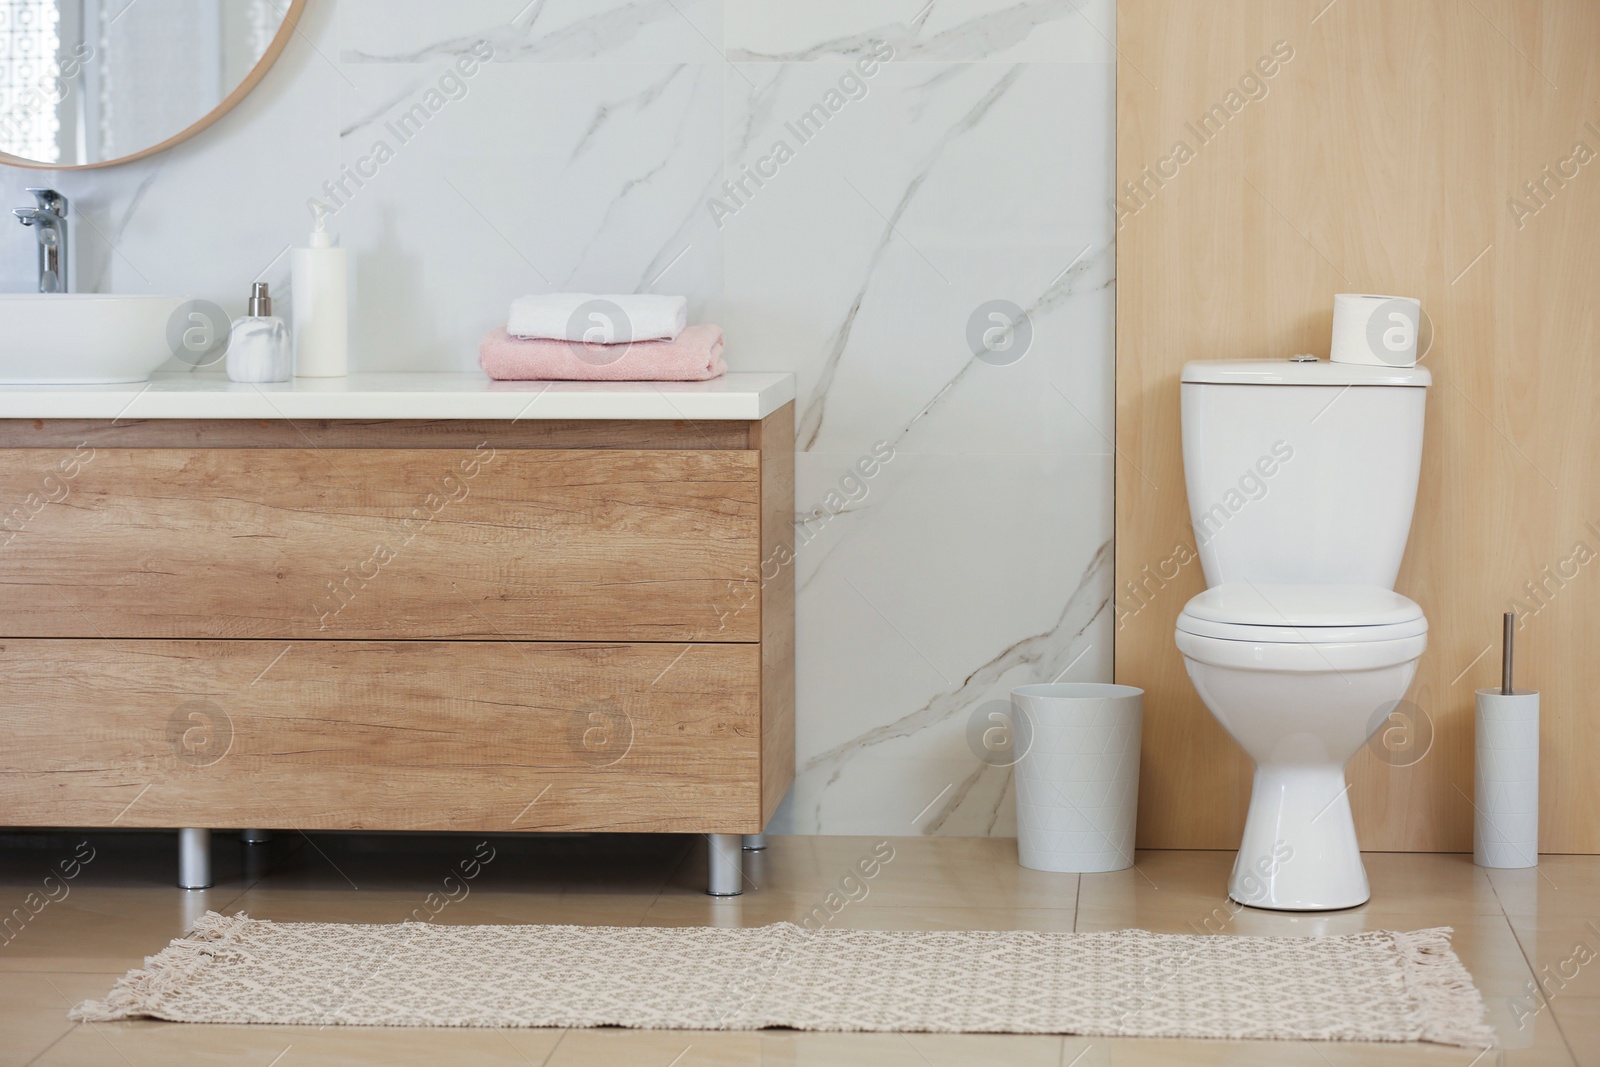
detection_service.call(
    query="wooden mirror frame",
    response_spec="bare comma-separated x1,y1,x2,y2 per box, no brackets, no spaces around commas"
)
0,0,309,171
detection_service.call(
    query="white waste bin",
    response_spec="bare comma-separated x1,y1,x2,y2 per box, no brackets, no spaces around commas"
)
1011,682,1143,873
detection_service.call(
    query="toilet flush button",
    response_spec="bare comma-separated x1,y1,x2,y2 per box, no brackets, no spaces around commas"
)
1289,353,1319,362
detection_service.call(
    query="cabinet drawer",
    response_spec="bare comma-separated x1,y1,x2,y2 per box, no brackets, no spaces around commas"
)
0,639,767,833
0,447,760,641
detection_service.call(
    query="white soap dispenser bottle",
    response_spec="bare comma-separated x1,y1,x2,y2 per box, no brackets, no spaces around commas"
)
291,214,348,377
226,282,292,383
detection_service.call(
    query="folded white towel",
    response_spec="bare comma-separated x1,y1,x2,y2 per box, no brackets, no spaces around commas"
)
507,293,687,343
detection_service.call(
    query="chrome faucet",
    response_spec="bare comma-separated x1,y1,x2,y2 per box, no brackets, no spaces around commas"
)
13,188,68,293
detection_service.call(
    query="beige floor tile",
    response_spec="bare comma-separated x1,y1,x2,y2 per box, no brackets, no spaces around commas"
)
1075,850,1238,923
542,1030,761,1066
1059,995,1574,1065
665,835,1079,910
33,1023,564,1067
775,1032,1065,1066
0,887,236,973
1077,851,1506,936
3,831,1590,1065
1069,1038,1444,1065
1550,996,1600,1067
1480,991,1580,1063
1084,1033,1561,1065
1363,853,1508,917
223,887,655,927
541,1031,1066,1067
0,972,119,1065
1488,857,1600,919
1504,913,1600,1000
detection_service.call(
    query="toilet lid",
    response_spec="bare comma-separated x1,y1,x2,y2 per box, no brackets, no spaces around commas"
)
1181,359,1431,387
1176,583,1427,643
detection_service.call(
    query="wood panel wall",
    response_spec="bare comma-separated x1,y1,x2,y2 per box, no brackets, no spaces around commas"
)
1116,0,1600,852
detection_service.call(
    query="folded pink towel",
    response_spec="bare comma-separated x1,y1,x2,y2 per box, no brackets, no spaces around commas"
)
479,323,726,381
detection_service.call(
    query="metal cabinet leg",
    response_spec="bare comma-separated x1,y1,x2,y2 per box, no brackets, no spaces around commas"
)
707,833,743,896
742,833,767,851
178,828,212,889
241,829,271,845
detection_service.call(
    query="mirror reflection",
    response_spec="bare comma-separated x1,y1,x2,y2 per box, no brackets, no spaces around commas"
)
0,0,290,167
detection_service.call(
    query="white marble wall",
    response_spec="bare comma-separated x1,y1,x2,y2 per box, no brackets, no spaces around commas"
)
0,0,1115,837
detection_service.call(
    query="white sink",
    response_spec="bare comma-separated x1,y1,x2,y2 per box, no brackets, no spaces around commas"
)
0,293,193,384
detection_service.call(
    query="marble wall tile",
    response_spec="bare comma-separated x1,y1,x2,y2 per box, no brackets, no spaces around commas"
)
332,60,722,369
338,0,725,65
726,0,1114,64
715,60,1114,457
782,452,1112,835
0,0,1114,838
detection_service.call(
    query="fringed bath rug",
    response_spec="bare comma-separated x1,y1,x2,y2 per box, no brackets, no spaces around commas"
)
73,913,1493,1046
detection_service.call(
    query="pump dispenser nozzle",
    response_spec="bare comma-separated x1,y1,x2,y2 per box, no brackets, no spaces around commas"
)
308,212,331,249
247,281,272,317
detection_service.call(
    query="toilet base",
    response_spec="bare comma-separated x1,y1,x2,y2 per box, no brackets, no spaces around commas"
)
1229,763,1370,911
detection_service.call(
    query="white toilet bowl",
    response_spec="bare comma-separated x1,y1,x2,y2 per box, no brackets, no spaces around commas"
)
1175,583,1427,910
1175,357,1432,910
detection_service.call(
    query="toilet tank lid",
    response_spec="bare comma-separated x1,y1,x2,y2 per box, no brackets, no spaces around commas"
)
1181,583,1424,627
1181,359,1431,387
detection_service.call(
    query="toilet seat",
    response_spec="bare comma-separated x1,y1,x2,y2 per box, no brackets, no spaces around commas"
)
1175,628,1427,672
1176,583,1426,643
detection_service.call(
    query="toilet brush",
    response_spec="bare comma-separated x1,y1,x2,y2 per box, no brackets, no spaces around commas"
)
1474,612,1539,868
1502,610,1514,696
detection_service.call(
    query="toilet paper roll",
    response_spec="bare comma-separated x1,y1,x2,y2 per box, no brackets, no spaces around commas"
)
1330,293,1421,367
1474,688,1539,869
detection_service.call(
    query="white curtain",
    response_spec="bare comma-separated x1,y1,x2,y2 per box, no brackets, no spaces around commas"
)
87,0,222,159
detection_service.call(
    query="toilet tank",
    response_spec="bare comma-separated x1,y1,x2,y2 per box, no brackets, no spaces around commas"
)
1180,359,1430,588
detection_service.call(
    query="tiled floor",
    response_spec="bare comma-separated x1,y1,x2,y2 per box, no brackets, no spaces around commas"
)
0,830,1593,1065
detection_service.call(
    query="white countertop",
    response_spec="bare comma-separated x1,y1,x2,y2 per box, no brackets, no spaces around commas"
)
0,372,796,421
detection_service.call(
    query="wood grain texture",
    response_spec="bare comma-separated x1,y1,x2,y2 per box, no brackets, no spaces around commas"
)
0,447,760,642
0,419,749,450
754,403,797,828
1117,0,1600,851
0,640,766,833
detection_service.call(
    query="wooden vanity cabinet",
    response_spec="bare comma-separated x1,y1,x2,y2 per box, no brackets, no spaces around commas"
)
0,406,794,843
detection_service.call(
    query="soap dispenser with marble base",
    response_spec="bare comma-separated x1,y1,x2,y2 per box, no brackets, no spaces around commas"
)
226,282,292,383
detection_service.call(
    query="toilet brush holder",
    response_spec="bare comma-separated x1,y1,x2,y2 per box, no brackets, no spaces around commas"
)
1475,612,1539,868
1474,689,1538,867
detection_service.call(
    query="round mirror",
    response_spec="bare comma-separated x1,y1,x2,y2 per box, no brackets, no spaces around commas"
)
0,0,305,169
